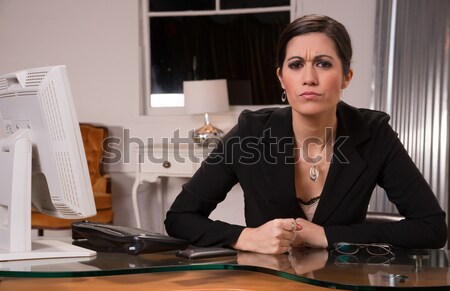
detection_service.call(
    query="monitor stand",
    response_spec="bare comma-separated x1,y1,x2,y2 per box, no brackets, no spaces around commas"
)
0,240,96,261
0,130,96,261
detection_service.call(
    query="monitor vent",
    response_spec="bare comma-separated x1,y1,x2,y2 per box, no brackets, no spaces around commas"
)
25,70,48,88
52,201,78,216
0,91,38,99
0,92,16,98
53,151,80,216
0,78,6,90
18,91,38,96
41,81,66,142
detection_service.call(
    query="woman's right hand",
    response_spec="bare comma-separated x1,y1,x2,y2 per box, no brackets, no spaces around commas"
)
231,218,301,254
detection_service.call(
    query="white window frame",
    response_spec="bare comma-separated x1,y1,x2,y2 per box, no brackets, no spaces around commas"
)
139,0,296,115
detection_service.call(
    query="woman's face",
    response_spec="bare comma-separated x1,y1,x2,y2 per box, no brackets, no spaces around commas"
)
277,32,352,118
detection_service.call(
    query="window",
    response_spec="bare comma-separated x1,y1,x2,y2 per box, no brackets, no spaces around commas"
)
140,0,292,110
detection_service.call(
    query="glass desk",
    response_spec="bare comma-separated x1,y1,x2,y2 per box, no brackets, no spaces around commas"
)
0,241,449,290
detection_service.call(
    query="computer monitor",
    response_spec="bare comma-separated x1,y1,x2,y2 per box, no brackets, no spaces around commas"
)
0,65,97,261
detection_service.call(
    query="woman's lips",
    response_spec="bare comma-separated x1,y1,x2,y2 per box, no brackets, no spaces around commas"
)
300,91,321,100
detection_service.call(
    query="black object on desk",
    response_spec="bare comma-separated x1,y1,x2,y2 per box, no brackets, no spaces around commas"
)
72,221,189,255
176,247,237,260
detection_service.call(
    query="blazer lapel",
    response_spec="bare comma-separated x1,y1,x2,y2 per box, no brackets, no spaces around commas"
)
260,107,305,219
312,102,371,225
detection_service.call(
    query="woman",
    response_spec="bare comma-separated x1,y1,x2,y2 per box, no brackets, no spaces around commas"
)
165,14,447,254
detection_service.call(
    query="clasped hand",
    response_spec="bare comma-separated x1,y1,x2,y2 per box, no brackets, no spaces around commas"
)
232,218,328,254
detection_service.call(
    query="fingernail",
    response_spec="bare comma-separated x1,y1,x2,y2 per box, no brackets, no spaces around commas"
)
295,218,302,229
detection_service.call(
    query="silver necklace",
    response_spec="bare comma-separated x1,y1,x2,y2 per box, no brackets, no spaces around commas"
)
308,132,334,182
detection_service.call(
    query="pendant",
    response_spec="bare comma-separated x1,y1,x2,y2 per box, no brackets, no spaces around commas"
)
309,164,319,181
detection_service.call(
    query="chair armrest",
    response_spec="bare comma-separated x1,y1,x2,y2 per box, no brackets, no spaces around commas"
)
92,174,111,194
365,212,404,224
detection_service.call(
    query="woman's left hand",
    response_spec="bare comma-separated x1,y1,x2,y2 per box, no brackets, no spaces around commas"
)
293,218,328,249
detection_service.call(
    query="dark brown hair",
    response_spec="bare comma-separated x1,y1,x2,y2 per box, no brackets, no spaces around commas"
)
277,14,352,75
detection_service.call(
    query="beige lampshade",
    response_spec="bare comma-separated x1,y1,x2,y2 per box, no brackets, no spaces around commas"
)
184,79,229,146
184,79,230,114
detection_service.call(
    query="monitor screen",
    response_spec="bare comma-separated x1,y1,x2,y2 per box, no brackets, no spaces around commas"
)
0,65,97,261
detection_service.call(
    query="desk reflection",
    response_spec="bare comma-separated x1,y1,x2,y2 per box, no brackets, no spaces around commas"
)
237,252,293,272
1,245,450,289
236,248,329,279
237,248,450,288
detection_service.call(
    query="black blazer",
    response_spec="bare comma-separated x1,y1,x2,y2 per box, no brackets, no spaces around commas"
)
165,102,447,249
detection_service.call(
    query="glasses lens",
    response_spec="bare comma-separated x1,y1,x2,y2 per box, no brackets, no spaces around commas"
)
367,244,390,255
335,243,360,254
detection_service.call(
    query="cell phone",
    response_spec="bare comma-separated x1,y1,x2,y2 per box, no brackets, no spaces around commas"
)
176,247,237,260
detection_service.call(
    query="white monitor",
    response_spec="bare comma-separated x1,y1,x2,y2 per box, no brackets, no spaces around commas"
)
0,65,97,261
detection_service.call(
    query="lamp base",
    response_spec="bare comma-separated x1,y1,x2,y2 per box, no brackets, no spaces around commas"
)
192,114,224,147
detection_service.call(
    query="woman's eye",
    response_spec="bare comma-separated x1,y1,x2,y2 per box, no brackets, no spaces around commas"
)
316,60,332,68
288,61,303,69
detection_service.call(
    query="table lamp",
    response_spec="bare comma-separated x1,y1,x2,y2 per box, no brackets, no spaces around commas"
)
184,79,230,146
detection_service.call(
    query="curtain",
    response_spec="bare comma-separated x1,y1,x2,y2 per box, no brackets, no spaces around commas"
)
371,0,450,229
150,12,288,105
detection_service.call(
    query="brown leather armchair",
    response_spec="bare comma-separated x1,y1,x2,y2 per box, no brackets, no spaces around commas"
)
31,123,113,235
